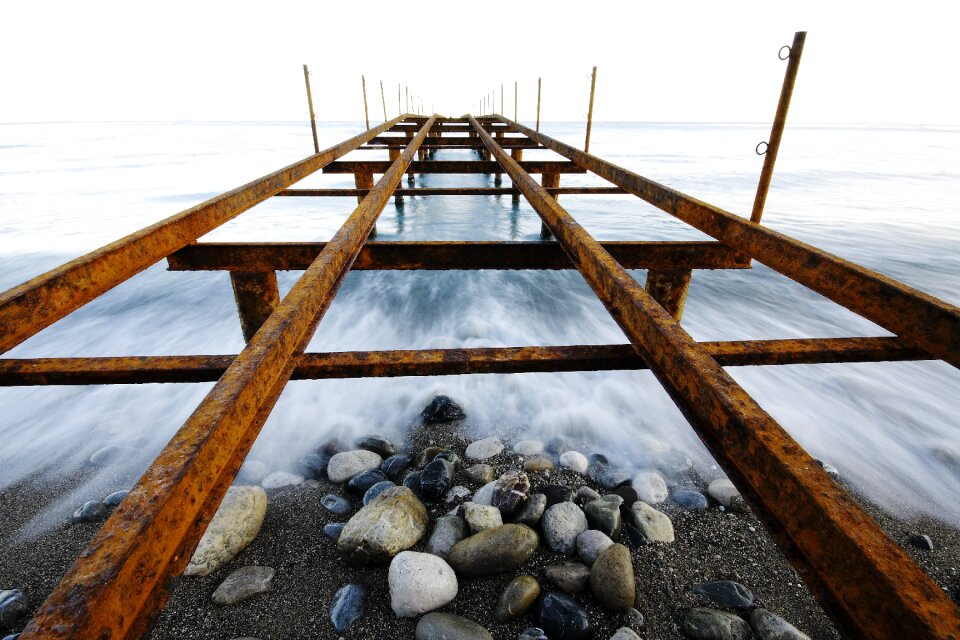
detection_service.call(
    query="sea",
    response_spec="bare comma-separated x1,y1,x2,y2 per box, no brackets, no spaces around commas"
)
1,120,958,531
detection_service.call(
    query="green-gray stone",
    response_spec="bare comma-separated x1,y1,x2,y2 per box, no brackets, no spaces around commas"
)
448,524,539,577
590,544,635,611
494,575,541,622
416,612,493,640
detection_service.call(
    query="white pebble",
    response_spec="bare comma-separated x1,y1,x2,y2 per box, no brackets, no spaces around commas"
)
629,501,674,543
388,551,458,617
472,481,497,506
465,437,504,461
327,450,383,483
708,478,747,511
559,451,588,473
577,529,614,565
463,502,503,533
632,471,668,504
261,471,303,489
513,439,545,456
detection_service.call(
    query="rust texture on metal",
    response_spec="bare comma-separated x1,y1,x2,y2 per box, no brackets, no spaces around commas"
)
0,115,405,355
498,115,960,369
366,136,540,147
0,338,930,387
536,76,541,131
17,116,438,640
585,66,597,153
645,269,693,320
230,271,281,342
752,31,806,223
322,160,585,174
302,64,319,153
276,186,625,196
468,115,960,639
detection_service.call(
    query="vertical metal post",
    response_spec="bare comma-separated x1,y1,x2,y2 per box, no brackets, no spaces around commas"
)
380,80,387,122
398,84,401,118
536,77,542,132
230,271,281,342
540,168,559,238
511,148,523,202
645,269,693,320
514,80,518,121
354,168,376,237
361,75,370,129
751,31,806,224
585,66,597,153
406,86,410,114
500,83,504,114
302,64,319,154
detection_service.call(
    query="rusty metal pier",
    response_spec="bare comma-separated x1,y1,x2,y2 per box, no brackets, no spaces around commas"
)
1,32,959,639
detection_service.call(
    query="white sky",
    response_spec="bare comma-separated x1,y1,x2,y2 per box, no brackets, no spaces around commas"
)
2,0,959,124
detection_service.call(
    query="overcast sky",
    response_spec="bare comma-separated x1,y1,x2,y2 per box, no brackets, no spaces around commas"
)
2,0,958,124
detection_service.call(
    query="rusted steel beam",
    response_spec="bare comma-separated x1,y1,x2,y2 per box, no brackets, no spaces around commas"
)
0,115,406,355
276,187,625,196
496,116,960,370
0,338,929,386
468,115,960,639
230,271,280,342
645,269,692,320
18,116,438,640
166,241,751,272
366,136,540,148
323,160,585,174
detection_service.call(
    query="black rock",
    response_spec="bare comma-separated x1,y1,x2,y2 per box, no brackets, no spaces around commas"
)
673,489,708,510
421,395,466,424
402,470,425,498
72,500,109,523
347,469,389,494
588,453,609,466
693,580,755,609
323,523,346,539
329,583,366,632
512,493,548,527
102,490,129,507
3,634,20,640
363,480,396,505
300,452,331,479
614,486,640,509
321,494,352,516
420,458,455,500
625,524,648,548
381,453,413,480
435,450,462,468
541,484,575,507
909,533,935,551
492,471,531,516
539,592,592,640
356,435,396,458
0,590,27,627
517,628,549,640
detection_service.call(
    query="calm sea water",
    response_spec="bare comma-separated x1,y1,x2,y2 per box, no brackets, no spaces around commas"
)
1,120,958,530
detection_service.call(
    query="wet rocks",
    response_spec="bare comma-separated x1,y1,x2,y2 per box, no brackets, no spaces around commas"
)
590,544,635,611
426,515,468,559
421,395,466,424
693,581,754,609
0,590,27,628
389,551,458,617
512,492,547,527
514,439,545,455
576,486,601,504
237,459,270,484
211,566,275,605
356,435,396,458
492,470,531,515
337,486,428,565
323,523,345,539
681,608,752,640
542,501,588,554
381,453,413,480
584,494,623,538
749,609,812,640
72,500,109,523
102,490,129,507
708,479,747,512
673,489,709,510
420,458,455,500
589,461,632,490
611,628,642,640
541,484,576,506
577,529,614,565
416,446,444,468
462,463,495,485
298,453,329,479
363,480,396,505
328,450,383,483
464,502,502,533
627,501,674,543
321,494,352,516
524,456,554,473
473,481,497,506
329,583,366,633
909,533,935,551
544,562,591,594
539,592,592,640
415,612,492,640
494,575,541,623
448,524,539,577
347,469,389,494
403,470,424,498
261,471,303,489
185,486,267,576
632,471,668,504
466,437,504,461
517,627,549,640
559,450,589,473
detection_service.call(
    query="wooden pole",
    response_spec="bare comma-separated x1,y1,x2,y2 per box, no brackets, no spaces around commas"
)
397,83,401,118
406,86,410,114
500,83,504,114
302,64,319,154
380,80,387,122
514,80,518,121
536,77,542,132
585,66,597,153
362,75,370,129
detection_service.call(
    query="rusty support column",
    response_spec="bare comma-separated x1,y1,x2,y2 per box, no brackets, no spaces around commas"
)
501,84,504,114
494,130,504,185
645,269,692,320
389,148,403,205
514,80,518,121
468,114,960,640
230,271,281,342
585,66,597,153
751,31,806,224
511,148,523,202
361,75,370,130
536,77,542,131
302,64,319,154
539,168,559,238
354,168,376,237
380,80,387,123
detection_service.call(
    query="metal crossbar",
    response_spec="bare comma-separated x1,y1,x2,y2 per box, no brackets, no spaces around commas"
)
2,105,959,638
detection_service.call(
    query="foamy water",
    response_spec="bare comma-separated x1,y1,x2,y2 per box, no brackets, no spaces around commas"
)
1,120,958,530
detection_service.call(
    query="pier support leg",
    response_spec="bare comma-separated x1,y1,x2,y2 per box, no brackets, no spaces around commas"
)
389,148,403,205
354,168,377,237
540,168,559,239
230,271,280,342
511,148,523,202
645,269,693,320
494,131,504,185
406,129,415,184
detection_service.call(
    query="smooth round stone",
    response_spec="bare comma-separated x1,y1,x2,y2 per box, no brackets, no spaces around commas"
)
524,456,555,473
707,479,747,512
539,592,592,640
559,451,589,473
613,485,639,509
435,450,462,468
426,514,468,559
323,523,346,539
363,480,396,505
261,471,303,489
673,489,709,510
462,463,495,485
420,395,466,424
577,529,614,566
632,471,668,504
445,485,472,502
102,490,129,507
576,486,601,504
909,533,935,551
514,439,545,456
337,486,428,565
402,470,425,498
212,565,275,605
299,452,330,479
389,551,458,617
416,612,492,640
694,580,754,608
347,469,389,494
329,583,366,632
421,458,455,500
545,562,591,594
185,486,267,576
89,445,136,466
416,446,445,468
466,437,504,461
328,450,383,483
355,435,396,458
590,544,635,611
448,524,539,577
749,609,812,640
0,590,27,627
628,501,674,543
492,470,531,515
584,494,624,539
542,502,588,554
381,453,413,480
72,500,109,523
472,480,497,506
321,494,352,516
590,464,632,490
682,608,752,640
517,628,548,640
494,575,541,623
610,628,642,640
512,492,547,527
237,460,270,484
541,484,575,506
464,502,503,533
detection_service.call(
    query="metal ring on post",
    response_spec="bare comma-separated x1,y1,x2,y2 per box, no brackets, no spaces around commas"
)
778,45,792,61
755,141,768,156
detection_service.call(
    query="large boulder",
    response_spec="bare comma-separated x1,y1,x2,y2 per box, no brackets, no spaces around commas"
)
337,486,428,565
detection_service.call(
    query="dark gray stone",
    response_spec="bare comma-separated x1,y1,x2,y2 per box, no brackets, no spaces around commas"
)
435,450,461,468
416,612,492,640
426,515,468,559
421,395,465,424
539,592,592,640
613,485,639,508
462,463,495,485
625,607,645,630
356,435,396,458
544,562,591,594
693,580,755,609
363,480,396,505
541,484,575,506
0,590,27,627
321,494,352,516
673,489,709,510
72,500,109,523
681,608,752,640
590,465,632,490
909,533,935,551
329,583,367,633
625,524,648,547
492,470,531,516
584,494,623,538
102,490,129,507
420,458,454,500
212,566,275,605
323,523,346,539
381,453,413,480
347,469,388,494
299,452,330,479
512,493,547,527
575,486,601,505
749,609,812,640
415,446,445,468
517,628,548,640
402,470,425,498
